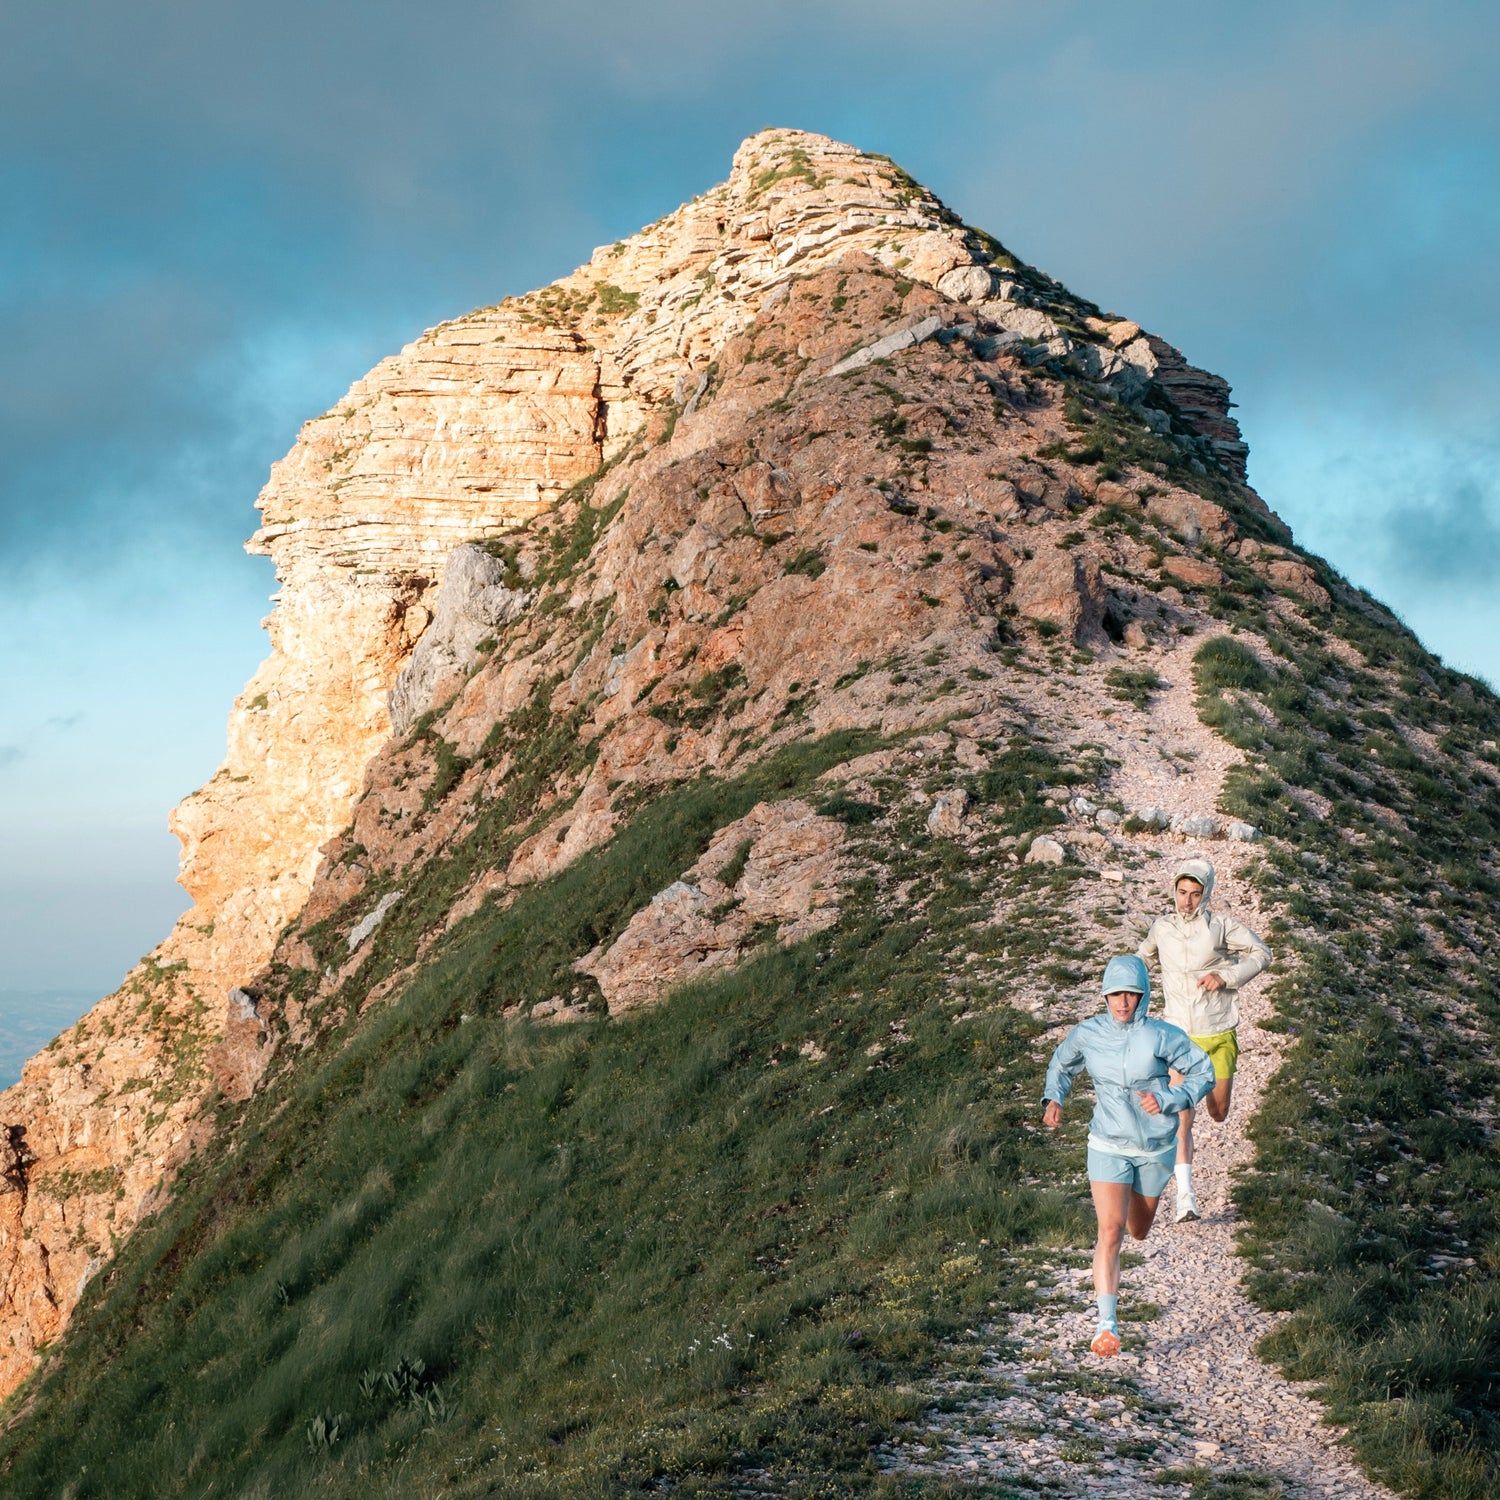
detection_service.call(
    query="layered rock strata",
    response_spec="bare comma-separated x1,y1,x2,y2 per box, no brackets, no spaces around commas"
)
0,128,1265,1400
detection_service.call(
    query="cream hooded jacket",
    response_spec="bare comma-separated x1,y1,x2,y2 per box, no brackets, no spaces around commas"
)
1136,858,1271,1036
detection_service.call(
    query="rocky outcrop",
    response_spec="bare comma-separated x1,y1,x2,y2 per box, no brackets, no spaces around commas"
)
1012,546,1105,641
1129,334,1251,481
149,130,1045,1004
1141,489,1237,550
208,988,276,1103
1261,558,1330,609
575,800,846,1013
0,970,217,1395
153,127,1257,1014
1026,835,1066,865
1162,555,1225,588
388,545,530,736
926,789,972,837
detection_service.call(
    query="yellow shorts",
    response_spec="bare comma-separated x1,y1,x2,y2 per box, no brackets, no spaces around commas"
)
1190,1028,1239,1082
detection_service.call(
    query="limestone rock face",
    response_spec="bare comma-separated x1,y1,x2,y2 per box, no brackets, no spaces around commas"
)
388,545,531,737
0,970,217,1396
0,127,1270,1400
1144,490,1236,549
0,132,1001,1395
927,789,972,837
1262,558,1331,609
1162,555,1225,588
209,989,277,1103
1125,334,1251,480
1012,546,1105,641
1026,836,1067,865
157,128,1037,1004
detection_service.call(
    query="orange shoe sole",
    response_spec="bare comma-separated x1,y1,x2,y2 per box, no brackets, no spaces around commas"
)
1090,1327,1121,1357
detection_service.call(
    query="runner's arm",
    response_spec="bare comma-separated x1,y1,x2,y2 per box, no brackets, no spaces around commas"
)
1147,1028,1215,1113
1041,1026,1087,1110
1215,915,1271,988
1135,920,1161,968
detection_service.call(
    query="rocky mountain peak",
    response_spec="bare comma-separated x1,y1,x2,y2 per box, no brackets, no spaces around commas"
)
0,129,1270,1401
170,128,1253,1020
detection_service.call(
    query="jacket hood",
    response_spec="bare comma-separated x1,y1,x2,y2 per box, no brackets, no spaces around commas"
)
1172,857,1216,910
1100,954,1151,1021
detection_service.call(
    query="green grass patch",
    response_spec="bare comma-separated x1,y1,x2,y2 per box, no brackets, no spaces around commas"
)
816,794,884,827
784,547,827,580
1194,635,1269,695
0,733,1086,1498
595,283,640,316
1187,598,1500,1500
1104,666,1166,711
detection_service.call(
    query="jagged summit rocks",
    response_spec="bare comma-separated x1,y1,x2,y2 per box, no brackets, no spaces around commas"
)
0,127,1278,1401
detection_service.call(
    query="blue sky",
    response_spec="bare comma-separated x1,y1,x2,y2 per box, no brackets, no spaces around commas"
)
3,0,1498,994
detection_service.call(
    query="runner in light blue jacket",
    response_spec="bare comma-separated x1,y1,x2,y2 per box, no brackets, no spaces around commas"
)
1042,955,1214,1355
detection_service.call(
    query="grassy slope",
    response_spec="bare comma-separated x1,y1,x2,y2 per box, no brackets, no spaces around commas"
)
5,504,1500,1500
1191,571,1500,1499
0,732,1105,1499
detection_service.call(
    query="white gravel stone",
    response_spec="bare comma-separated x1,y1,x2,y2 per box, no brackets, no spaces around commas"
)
1025,835,1066,865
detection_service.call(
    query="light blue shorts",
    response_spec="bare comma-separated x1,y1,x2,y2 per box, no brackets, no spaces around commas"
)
1087,1143,1176,1198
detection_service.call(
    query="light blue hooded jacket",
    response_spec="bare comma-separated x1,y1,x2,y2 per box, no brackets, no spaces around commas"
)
1042,955,1215,1155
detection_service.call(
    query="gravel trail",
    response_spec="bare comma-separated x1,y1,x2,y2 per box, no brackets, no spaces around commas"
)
881,633,1399,1498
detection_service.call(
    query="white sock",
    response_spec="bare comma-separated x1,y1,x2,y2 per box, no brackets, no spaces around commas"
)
1175,1162,1193,1194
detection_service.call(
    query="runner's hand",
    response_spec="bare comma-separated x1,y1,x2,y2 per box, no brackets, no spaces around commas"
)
1043,1101,1062,1129
1137,1091,1162,1115
1197,972,1225,991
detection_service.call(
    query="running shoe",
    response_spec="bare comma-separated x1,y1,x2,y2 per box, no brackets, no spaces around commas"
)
1090,1323,1121,1357
1175,1192,1199,1223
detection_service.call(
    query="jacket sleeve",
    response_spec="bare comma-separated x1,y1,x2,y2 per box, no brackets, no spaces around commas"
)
1215,914,1271,989
1136,919,1161,967
1147,1025,1215,1113
1042,1025,1087,1108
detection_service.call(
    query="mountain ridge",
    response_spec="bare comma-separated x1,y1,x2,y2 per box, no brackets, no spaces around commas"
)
0,130,1261,1396
1,130,1495,1500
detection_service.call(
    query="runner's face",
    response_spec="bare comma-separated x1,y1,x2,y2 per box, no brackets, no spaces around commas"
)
1175,878,1204,916
1105,989,1142,1022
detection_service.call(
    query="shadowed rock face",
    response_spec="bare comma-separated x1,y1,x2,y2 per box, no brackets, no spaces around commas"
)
0,128,1261,1399
387,546,532,739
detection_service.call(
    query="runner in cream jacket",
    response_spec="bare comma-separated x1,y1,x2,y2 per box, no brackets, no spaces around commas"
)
1135,856,1271,1221
1136,857,1270,1037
